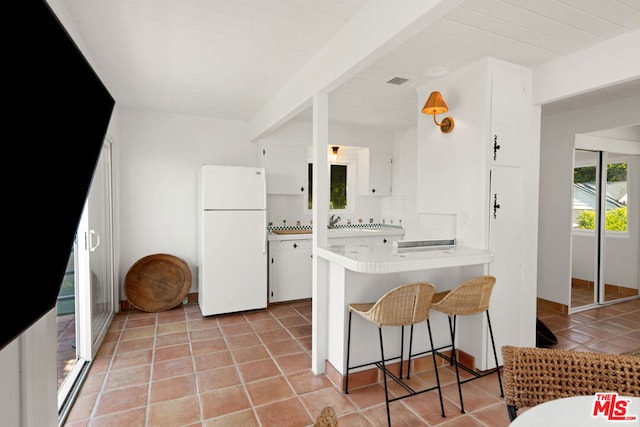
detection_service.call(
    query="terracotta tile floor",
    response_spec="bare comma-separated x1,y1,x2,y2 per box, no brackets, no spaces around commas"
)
62,297,640,427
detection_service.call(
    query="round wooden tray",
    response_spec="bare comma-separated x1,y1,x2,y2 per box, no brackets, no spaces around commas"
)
124,253,192,312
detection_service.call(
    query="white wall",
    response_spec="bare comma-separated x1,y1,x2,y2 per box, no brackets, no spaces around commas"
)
260,119,400,229
116,108,257,294
259,118,395,152
414,57,541,360
0,310,58,427
416,58,492,246
538,95,640,305
0,339,20,426
392,126,419,239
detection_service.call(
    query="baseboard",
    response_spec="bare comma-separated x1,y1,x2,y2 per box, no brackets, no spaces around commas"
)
537,297,568,314
119,292,198,312
329,348,477,392
571,278,593,290
603,283,639,298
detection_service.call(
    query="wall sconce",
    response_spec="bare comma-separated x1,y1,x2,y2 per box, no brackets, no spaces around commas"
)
331,146,339,161
421,91,454,134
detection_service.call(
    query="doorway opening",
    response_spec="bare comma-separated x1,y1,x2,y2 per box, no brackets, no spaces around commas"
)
570,145,639,313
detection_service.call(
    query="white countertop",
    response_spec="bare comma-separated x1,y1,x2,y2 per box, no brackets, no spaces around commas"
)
267,227,405,241
316,244,493,273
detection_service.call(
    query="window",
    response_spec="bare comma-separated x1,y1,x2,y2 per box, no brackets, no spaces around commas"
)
573,159,627,232
307,162,351,211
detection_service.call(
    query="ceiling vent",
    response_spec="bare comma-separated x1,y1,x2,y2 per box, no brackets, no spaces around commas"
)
386,76,410,85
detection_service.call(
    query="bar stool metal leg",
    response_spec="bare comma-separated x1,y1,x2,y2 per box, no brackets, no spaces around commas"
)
399,325,405,379
345,311,353,393
427,319,446,418
378,328,392,427
448,314,465,413
406,324,414,379
486,310,504,397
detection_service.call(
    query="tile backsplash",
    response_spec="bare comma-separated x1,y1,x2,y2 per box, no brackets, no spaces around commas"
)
267,194,406,230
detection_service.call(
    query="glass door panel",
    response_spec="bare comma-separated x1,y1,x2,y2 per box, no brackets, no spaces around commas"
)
571,149,599,309
58,141,114,418
56,248,77,391
603,153,637,303
571,150,638,311
84,141,113,350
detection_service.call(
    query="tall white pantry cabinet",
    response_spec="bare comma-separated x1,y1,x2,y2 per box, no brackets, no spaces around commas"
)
417,57,539,369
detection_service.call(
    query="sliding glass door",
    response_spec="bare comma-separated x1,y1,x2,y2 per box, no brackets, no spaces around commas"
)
571,149,638,311
571,149,599,309
57,141,115,418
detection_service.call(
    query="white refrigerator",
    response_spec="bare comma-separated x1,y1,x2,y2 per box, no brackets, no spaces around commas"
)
198,164,267,316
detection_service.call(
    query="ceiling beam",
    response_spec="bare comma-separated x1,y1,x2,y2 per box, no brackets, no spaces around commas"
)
533,29,640,105
248,0,465,141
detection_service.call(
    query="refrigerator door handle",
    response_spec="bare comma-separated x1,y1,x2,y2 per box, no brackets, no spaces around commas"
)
263,215,267,254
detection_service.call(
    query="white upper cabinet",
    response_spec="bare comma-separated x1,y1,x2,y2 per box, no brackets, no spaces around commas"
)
261,144,308,195
358,150,392,196
489,66,528,167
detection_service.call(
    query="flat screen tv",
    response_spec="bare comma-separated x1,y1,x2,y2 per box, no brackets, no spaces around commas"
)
1,1,115,349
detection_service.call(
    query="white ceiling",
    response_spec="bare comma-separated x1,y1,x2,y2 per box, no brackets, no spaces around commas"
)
54,0,640,132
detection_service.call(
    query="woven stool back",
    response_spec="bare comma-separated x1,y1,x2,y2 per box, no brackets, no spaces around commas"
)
351,282,436,327
502,345,640,411
431,275,495,316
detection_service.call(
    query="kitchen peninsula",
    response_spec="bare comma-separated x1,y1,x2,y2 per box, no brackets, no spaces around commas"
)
267,226,405,303
315,241,493,388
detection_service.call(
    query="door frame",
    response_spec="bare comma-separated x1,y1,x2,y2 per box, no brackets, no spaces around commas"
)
57,140,115,419
569,135,640,313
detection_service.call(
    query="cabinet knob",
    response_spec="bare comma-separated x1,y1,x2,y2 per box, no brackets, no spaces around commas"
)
293,243,297,249
300,186,304,192
371,188,376,193
383,238,387,244
493,193,501,219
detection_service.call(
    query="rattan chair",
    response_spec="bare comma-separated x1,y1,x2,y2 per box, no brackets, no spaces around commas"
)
502,345,640,421
430,275,503,413
345,282,445,427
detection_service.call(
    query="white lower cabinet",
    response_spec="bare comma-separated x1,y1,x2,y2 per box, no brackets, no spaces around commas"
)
367,234,396,245
330,234,400,247
268,232,404,303
268,239,312,303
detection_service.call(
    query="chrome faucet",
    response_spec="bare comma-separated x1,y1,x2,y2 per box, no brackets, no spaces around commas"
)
329,214,341,229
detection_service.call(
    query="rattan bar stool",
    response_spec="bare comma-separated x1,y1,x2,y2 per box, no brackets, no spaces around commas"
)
345,282,445,427
430,275,504,414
